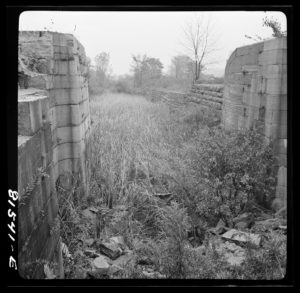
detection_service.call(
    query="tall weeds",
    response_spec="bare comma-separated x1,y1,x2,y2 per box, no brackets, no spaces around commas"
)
86,93,279,279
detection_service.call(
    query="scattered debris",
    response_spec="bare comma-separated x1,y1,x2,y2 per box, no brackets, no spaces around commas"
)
84,249,100,258
97,240,123,260
111,250,134,267
84,238,95,247
108,264,124,275
92,255,110,275
209,219,228,235
215,241,246,266
234,221,249,230
44,263,56,279
142,270,166,278
233,213,255,229
253,217,283,232
110,236,127,251
222,229,261,247
89,206,99,213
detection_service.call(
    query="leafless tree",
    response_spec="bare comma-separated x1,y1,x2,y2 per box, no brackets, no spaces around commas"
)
181,13,219,82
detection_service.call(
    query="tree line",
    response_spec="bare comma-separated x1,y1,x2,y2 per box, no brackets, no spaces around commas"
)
87,14,284,95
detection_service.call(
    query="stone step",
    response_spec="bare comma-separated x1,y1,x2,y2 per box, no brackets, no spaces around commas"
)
191,88,223,98
186,93,223,104
192,83,224,92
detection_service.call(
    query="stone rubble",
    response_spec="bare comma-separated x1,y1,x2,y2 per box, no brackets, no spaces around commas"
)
92,255,110,275
222,229,261,247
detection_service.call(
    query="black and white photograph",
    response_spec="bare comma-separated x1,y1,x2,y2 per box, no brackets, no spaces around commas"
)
6,6,293,286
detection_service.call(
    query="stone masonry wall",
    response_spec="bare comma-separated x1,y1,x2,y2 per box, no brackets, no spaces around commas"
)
132,88,186,106
18,31,91,278
185,83,223,111
222,37,287,211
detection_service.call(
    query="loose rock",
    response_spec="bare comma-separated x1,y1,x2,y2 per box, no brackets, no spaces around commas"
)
98,241,122,260
222,229,261,247
110,236,127,251
142,270,166,279
215,241,246,266
92,255,110,275
84,249,100,258
111,250,134,267
84,238,94,247
234,221,249,230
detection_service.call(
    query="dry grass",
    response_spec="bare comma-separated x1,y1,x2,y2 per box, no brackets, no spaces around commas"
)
85,93,284,280
88,93,189,206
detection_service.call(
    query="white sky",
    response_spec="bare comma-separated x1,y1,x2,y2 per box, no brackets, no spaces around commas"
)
19,11,286,77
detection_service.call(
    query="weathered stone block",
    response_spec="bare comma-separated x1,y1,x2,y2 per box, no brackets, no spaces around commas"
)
248,93,261,107
54,125,84,145
265,94,287,111
18,131,43,195
28,75,47,89
265,109,287,126
53,45,68,54
243,53,259,65
18,96,45,136
276,154,287,167
53,52,70,61
70,88,83,103
265,108,279,125
49,105,57,128
41,97,50,120
259,49,287,65
277,165,287,189
53,60,68,75
54,140,84,162
49,88,70,107
42,121,53,166
262,64,287,78
54,104,81,127
274,139,287,155
19,37,53,59
263,37,287,51
236,45,250,56
46,75,54,90
69,74,81,88
53,75,70,89
266,76,287,95
69,60,79,75
265,123,287,139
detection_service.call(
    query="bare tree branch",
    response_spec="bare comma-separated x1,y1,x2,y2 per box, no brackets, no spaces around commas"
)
181,13,219,82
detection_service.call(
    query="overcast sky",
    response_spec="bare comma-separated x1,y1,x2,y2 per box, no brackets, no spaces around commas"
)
19,10,286,77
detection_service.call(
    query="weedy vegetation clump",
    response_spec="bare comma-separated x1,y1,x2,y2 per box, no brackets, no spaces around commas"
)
56,92,285,280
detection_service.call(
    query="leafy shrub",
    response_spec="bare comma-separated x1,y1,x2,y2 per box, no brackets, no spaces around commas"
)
186,127,277,226
86,93,280,279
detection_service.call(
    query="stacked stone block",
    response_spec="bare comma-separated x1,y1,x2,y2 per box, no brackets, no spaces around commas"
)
185,83,223,110
18,31,91,278
133,88,186,105
222,37,287,210
18,92,60,278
